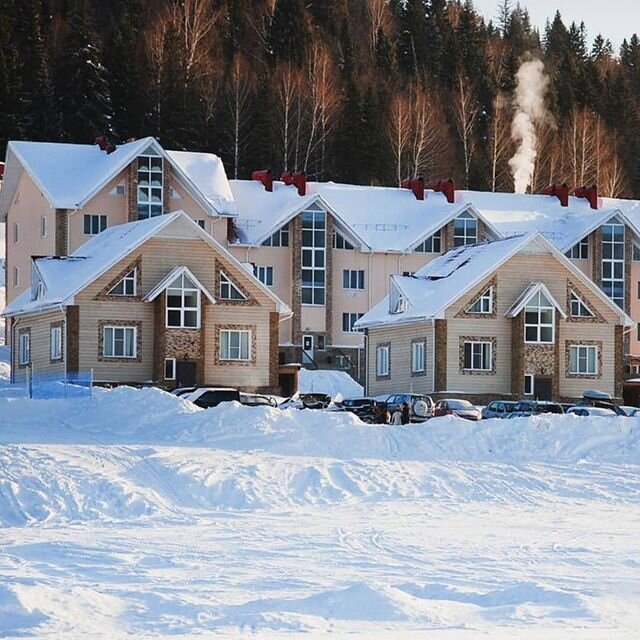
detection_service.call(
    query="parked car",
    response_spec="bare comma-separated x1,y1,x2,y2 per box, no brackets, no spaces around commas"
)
433,399,482,421
183,387,241,409
508,400,564,417
620,405,640,417
384,393,434,422
279,393,333,410
337,398,384,423
171,386,198,397
575,389,627,416
239,392,278,408
565,406,617,417
482,400,517,419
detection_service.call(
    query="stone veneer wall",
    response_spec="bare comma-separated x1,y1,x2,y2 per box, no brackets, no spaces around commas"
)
66,305,80,372
511,314,524,397
325,214,334,346
590,228,602,286
615,324,624,399
55,209,68,256
290,215,302,346
434,319,447,392
127,163,138,222
163,161,171,213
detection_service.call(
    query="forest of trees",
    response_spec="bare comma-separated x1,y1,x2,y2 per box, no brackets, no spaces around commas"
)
2,0,640,197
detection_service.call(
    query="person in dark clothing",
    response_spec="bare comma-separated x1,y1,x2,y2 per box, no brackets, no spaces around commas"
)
401,402,411,425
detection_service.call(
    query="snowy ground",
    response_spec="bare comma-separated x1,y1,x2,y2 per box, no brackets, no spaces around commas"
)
1,386,640,637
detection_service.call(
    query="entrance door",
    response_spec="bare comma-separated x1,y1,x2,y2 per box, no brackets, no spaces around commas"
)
176,361,196,387
534,376,552,400
302,335,314,364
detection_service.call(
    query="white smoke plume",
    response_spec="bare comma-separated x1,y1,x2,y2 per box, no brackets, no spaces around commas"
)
508,58,549,193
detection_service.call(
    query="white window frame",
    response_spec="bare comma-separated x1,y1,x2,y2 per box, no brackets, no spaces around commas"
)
570,291,594,318
301,209,326,305
524,374,534,395
164,357,176,380
601,221,624,308
219,272,246,300
524,291,555,344
103,326,137,358
343,269,365,290
463,341,492,371
566,239,588,260
569,345,598,375
414,230,442,253
254,265,273,287
219,329,251,361
261,224,289,247
468,286,493,314
342,312,363,333
41,216,47,238
19,332,30,365
411,341,425,373
108,269,137,296
453,212,477,246
50,326,62,361
137,153,163,219
166,274,201,329
83,214,108,235
333,230,354,250
376,345,390,376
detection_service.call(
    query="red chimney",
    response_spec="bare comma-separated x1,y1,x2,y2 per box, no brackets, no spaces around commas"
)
543,183,569,207
281,171,306,196
401,176,424,200
429,179,455,204
252,169,273,192
94,135,116,154
574,185,598,209
0,162,4,180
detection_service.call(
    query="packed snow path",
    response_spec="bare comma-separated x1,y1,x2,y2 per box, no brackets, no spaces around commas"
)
1,388,640,637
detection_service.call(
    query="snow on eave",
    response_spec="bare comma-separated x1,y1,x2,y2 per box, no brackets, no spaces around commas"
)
504,281,567,319
143,265,216,304
558,206,640,252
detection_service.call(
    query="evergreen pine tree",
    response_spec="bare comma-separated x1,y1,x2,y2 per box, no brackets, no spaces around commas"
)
269,0,311,65
0,12,23,154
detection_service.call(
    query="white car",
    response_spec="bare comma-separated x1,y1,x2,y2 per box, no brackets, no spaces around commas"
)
565,406,617,417
182,387,241,409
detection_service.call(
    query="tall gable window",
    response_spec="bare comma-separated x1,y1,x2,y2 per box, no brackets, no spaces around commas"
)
453,211,477,247
262,223,289,247
525,290,554,343
108,269,136,296
601,221,624,308
468,286,493,314
220,272,246,300
167,273,200,328
137,152,163,219
414,230,441,253
570,291,594,318
566,239,588,260
301,208,326,305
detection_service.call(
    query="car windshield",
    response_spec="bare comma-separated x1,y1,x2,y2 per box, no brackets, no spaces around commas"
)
536,404,563,414
448,400,473,409
513,402,533,411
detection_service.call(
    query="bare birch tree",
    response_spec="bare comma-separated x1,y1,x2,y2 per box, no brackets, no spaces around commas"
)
366,0,392,54
274,62,303,172
487,92,512,191
225,55,255,179
453,74,479,188
388,92,411,185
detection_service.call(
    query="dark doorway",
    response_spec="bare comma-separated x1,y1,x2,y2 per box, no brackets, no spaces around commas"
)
534,377,552,400
176,361,196,387
279,373,295,398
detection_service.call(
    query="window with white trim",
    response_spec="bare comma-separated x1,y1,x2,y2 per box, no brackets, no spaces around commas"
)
633,244,640,261
219,330,251,361
108,269,136,296
137,153,163,219
524,374,534,395
333,230,354,250
570,291,594,317
376,345,390,376
569,345,598,375
103,326,136,358
343,269,365,290
50,326,62,361
463,341,492,371
342,312,363,333
525,291,554,343
164,358,176,380
41,216,47,238
196,219,206,230
19,333,30,365
167,273,200,328
602,221,624,308
411,341,425,373
84,214,107,235
261,223,289,247
390,283,409,314
566,239,588,259
453,212,477,246
254,265,273,287
219,272,246,300
468,286,493,314
414,230,442,253
301,209,326,305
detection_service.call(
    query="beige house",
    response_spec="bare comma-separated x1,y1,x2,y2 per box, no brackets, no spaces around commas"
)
2,212,291,392
356,233,632,403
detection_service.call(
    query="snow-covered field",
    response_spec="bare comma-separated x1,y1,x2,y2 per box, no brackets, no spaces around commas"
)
2,381,640,637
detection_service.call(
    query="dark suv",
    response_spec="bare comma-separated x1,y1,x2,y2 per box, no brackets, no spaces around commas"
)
385,393,434,422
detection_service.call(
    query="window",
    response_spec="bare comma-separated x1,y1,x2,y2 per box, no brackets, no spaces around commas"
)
403,271,414,277
390,283,409,314
261,223,289,247
414,230,442,253
116,184,126,196
342,312,363,333
103,326,136,358
108,269,136,296
376,345,390,376
634,244,640,261
524,374,534,395
167,273,200,328
13,222,19,243
84,214,107,235
41,216,47,238
569,345,598,375
463,341,492,371
13,266,19,288
254,265,273,287
137,153,163,219
453,212,477,246
343,269,365,290
19,333,30,365
50,326,62,361
301,209,326,305
566,239,588,260
638,322,640,342
164,358,176,380
333,231,354,250
219,272,246,300
411,341,425,373
601,221,624,308
468,287,493,314
570,291,594,318
525,290,554,343
196,219,206,230
220,330,251,361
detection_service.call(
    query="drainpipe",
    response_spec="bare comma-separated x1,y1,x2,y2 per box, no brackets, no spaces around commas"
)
432,321,436,394
11,317,19,385
59,304,67,386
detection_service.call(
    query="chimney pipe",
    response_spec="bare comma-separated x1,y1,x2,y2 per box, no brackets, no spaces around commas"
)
252,169,273,192
574,184,598,209
401,176,424,201
281,171,306,196
94,135,116,154
543,183,569,207
429,179,455,204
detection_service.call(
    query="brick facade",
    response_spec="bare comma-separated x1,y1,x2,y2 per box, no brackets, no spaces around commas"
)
615,324,624,400
55,209,68,256
127,163,138,222
66,306,80,372
511,314,524,397
290,215,302,345
325,214,334,346
590,228,602,286
434,319,447,392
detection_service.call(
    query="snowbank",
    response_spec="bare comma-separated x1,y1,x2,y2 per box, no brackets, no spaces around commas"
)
298,369,363,399
0,345,9,380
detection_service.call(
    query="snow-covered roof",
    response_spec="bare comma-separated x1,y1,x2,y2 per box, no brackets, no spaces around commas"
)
504,281,567,319
356,233,632,329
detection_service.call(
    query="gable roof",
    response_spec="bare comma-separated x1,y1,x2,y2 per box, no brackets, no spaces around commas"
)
3,212,290,317
355,232,632,329
143,265,216,304
504,281,567,319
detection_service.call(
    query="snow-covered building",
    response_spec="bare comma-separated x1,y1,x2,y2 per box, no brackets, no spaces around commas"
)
355,233,632,402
